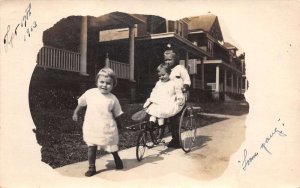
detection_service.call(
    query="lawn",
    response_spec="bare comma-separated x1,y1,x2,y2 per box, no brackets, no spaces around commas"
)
31,101,249,168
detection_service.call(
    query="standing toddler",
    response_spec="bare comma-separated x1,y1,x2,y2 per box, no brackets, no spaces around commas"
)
72,67,123,177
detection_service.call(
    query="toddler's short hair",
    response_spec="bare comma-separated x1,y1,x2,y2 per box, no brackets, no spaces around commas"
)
157,63,171,74
164,49,176,57
95,67,117,87
163,49,179,64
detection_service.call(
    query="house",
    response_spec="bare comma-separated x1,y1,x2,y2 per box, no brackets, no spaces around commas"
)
33,11,247,104
186,14,247,101
33,12,145,103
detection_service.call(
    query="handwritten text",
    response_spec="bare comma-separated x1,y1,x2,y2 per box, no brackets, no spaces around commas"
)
3,3,37,52
239,118,287,171
241,149,259,171
260,126,287,154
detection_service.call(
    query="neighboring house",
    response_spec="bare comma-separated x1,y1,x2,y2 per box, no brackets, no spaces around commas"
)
186,15,247,101
34,11,247,103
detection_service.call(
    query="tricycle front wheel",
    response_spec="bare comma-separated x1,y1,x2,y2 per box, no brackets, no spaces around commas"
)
179,106,197,153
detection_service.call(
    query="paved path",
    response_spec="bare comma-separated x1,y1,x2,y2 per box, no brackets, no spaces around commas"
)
56,114,246,182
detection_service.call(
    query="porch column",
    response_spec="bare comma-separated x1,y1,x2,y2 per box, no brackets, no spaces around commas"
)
166,19,169,32
236,76,239,93
129,25,136,102
240,77,243,93
201,57,205,89
245,77,248,91
185,51,189,70
231,72,234,93
216,65,220,92
105,53,110,67
129,25,136,81
80,16,88,75
224,69,227,93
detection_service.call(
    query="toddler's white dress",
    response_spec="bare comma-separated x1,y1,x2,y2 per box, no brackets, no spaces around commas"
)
145,80,184,118
78,88,123,152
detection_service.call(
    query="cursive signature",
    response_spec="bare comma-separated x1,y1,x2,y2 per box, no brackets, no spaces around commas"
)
260,127,287,154
241,149,259,171
239,118,287,171
3,3,37,52
3,25,19,48
20,3,32,27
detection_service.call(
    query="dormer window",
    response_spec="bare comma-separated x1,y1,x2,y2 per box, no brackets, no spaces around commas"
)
174,20,188,37
174,21,183,36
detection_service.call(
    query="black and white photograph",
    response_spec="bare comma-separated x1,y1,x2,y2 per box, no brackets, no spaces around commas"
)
1,0,299,187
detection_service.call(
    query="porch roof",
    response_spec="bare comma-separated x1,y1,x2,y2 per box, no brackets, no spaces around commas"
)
136,32,212,59
223,42,238,50
204,60,243,75
90,12,145,30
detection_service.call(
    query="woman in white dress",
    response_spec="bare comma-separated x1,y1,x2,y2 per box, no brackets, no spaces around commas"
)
143,64,184,128
72,67,123,177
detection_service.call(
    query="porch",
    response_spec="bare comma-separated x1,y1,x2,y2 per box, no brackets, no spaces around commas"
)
203,60,247,101
37,46,131,80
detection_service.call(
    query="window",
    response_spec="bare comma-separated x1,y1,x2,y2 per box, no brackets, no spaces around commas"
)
207,40,214,55
175,21,186,37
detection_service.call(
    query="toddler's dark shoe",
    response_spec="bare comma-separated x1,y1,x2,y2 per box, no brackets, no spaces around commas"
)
115,157,123,169
85,167,96,177
148,121,159,130
167,139,181,148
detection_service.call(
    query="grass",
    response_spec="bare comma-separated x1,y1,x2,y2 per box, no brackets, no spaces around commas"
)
31,101,249,168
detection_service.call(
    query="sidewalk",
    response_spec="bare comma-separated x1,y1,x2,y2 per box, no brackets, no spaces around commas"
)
55,114,247,182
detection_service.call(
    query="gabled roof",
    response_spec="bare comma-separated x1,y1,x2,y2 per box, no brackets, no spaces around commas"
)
90,12,145,30
188,14,217,32
187,14,224,42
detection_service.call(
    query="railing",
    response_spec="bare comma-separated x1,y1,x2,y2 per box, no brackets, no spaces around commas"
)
106,60,130,79
206,82,243,93
224,85,242,93
219,83,223,92
207,83,216,91
37,46,81,72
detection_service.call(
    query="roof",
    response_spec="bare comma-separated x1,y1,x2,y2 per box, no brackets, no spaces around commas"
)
132,13,166,22
89,12,145,30
187,14,217,32
223,42,238,50
136,33,212,58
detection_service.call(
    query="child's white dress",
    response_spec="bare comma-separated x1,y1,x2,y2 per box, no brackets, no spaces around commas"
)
169,65,191,87
169,64,191,106
145,80,184,118
78,88,123,152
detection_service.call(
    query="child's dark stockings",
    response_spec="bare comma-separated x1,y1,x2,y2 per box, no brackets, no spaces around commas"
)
111,151,123,169
85,146,97,177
